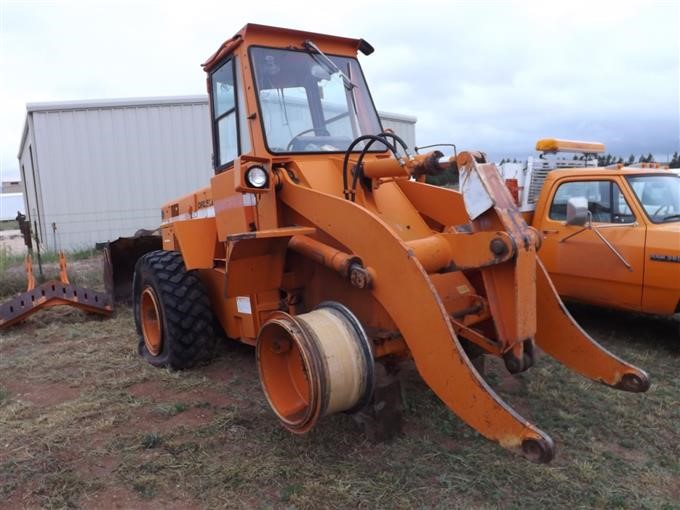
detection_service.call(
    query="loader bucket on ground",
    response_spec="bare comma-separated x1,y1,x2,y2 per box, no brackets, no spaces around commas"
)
103,234,162,303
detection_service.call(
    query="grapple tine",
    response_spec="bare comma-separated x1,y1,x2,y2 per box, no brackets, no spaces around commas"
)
24,254,36,291
534,259,650,392
58,251,70,285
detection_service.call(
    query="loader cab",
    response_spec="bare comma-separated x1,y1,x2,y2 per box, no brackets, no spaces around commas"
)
210,56,251,170
249,46,381,154
204,24,383,173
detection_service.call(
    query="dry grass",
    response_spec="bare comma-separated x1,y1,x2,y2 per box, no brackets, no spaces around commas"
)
0,249,101,299
0,255,678,509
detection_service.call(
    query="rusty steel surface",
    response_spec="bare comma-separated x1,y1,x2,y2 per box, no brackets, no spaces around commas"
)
1,252,113,331
104,235,162,303
0,281,113,330
124,23,650,464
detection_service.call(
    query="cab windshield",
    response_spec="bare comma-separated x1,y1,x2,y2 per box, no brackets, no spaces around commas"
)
250,46,382,153
626,174,680,223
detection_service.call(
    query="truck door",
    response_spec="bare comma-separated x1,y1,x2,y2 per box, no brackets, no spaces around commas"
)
537,178,645,311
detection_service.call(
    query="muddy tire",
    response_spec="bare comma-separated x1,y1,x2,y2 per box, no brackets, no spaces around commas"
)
132,250,215,369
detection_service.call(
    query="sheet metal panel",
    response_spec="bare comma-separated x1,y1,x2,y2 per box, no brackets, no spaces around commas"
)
30,102,212,250
379,111,417,149
17,122,44,240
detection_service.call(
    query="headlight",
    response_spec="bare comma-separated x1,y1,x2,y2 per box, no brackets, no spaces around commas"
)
245,166,268,188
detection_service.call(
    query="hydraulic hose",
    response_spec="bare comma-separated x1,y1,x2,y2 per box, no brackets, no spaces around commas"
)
342,133,405,201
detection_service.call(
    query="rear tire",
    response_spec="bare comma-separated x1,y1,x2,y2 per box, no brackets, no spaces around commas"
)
132,250,216,369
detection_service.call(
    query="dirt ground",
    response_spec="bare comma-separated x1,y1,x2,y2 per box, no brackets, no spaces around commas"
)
0,256,678,509
0,230,27,256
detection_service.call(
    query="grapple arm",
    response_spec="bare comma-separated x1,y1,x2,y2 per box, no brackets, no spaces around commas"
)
279,172,555,462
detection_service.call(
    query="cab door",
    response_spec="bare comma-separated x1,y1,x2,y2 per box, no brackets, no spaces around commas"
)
537,177,646,311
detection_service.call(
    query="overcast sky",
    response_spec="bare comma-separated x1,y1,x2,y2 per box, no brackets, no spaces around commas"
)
0,0,678,182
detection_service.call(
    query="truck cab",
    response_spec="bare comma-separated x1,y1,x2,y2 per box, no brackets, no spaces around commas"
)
502,139,680,316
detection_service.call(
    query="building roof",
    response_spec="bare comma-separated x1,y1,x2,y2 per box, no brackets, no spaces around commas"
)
25,95,208,113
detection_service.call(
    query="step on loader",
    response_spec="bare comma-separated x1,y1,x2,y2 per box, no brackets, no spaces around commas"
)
120,24,649,463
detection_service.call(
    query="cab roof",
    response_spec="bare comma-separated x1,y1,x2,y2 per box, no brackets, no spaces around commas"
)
202,23,373,73
545,167,678,180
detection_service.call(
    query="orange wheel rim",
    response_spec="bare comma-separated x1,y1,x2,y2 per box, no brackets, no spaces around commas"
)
141,287,162,356
261,331,311,421
257,317,318,431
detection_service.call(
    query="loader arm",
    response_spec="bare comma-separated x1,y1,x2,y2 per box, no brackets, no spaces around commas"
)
396,179,650,392
278,170,555,462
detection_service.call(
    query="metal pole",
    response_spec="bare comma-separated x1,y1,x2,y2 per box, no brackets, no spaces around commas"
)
33,219,44,282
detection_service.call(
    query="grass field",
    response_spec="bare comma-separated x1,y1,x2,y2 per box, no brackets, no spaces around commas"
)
0,254,678,509
0,248,99,296
0,220,19,232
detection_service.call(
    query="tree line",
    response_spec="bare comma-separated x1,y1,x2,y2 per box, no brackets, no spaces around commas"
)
428,151,680,187
498,152,679,167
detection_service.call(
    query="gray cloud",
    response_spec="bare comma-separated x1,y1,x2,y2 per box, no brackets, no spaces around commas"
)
1,0,678,181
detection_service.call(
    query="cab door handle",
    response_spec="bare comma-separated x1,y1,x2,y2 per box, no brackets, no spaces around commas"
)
542,229,559,235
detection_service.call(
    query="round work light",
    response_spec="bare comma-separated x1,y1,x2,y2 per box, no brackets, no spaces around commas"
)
245,166,268,188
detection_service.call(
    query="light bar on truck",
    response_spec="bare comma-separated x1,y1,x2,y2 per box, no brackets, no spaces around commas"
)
535,138,605,154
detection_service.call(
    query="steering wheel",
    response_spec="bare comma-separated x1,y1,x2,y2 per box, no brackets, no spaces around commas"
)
285,112,351,151
286,128,316,151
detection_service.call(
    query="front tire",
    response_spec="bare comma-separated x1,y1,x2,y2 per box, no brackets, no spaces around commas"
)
132,250,216,369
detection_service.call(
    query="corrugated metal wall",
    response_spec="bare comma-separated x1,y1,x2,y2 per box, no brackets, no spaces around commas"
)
20,96,416,251
18,121,44,238
28,98,212,250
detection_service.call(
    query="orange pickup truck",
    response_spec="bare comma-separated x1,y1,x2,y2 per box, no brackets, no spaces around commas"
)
500,139,680,318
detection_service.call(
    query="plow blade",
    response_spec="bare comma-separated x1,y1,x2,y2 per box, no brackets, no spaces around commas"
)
535,259,650,392
0,281,113,331
103,234,161,303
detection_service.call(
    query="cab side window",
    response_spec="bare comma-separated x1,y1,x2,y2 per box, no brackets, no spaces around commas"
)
549,180,635,223
211,59,239,169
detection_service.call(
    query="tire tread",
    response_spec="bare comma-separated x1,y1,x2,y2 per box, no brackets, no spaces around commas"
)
133,250,215,369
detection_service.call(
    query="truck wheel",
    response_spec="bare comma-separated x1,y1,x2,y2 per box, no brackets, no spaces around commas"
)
132,250,216,369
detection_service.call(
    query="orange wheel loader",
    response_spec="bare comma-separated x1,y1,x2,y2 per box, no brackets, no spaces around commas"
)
125,24,650,463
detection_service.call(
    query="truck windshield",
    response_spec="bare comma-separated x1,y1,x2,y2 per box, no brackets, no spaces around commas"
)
626,174,680,223
250,46,382,154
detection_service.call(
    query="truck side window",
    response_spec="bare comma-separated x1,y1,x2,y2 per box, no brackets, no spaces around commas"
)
549,181,635,224
211,58,239,168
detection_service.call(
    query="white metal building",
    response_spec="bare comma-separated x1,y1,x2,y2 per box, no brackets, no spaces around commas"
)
17,96,416,251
